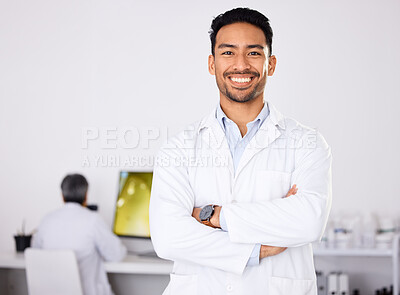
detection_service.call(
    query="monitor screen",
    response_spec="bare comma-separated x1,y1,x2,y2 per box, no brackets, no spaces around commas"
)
113,171,153,238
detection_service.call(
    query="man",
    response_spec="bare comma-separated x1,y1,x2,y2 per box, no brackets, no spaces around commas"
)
32,174,127,295
150,7,332,295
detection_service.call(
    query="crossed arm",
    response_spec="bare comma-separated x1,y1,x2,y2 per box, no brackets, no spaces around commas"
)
150,131,331,274
191,185,298,260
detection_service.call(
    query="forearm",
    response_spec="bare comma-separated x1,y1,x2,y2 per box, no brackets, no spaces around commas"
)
223,193,330,246
150,196,254,274
193,206,287,263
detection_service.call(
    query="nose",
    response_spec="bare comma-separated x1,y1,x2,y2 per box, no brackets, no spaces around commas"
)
233,53,250,71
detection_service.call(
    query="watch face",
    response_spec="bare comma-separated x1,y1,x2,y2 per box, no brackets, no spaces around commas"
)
199,205,213,221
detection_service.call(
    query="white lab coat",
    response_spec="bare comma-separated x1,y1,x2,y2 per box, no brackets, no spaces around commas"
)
32,203,127,295
149,103,332,295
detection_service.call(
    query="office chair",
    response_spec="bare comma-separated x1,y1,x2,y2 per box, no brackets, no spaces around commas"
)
25,248,83,295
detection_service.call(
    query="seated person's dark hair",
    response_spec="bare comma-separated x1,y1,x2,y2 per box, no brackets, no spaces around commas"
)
209,7,273,57
61,174,88,204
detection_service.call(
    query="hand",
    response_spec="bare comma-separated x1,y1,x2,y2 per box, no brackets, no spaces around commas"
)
284,184,298,198
210,206,221,228
192,207,202,222
259,245,287,259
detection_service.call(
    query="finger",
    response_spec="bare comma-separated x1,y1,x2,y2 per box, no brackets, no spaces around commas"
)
286,189,295,197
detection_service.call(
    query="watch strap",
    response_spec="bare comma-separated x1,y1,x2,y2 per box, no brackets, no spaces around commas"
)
201,218,218,228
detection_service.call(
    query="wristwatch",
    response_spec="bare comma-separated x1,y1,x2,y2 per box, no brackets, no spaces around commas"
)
199,205,217,228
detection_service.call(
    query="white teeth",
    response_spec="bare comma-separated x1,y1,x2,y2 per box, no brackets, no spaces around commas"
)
230,77,251,83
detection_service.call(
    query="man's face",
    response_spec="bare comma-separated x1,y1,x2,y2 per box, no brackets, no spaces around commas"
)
208,22,276,103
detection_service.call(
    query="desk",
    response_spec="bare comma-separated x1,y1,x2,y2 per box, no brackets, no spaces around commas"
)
0,251,173,295
0,251,173,273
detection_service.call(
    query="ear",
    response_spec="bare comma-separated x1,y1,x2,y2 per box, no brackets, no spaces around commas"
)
268,55,277,76
83,193,87,207
208,54,215,75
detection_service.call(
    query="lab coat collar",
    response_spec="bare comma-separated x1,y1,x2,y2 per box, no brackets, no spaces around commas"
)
264,102,286,130
64,202,85,211
198,101,286,133
197,102,286,178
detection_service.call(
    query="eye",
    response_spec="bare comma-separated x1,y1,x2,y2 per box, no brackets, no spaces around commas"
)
222,51,233,55
249,52,261,56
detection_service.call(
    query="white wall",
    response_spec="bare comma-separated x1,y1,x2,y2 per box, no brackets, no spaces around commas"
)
1,0,399,271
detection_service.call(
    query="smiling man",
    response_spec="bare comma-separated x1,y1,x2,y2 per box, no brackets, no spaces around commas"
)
150,8,332,295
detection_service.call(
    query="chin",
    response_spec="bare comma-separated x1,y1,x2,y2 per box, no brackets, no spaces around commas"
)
225,89,258,104
228,97,256,103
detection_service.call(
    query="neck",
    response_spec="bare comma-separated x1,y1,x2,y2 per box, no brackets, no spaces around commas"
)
220,94,264,127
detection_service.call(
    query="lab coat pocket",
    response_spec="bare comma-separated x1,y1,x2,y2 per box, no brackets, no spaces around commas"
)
168,273,198,295
269,276,316,295
254,170,291,201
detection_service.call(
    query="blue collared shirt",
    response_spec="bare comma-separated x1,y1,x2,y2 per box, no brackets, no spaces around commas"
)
216,103,270,172
216,103,270,266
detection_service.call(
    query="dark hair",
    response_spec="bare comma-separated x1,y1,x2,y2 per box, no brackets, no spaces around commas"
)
209,7,273,56
61,174,88,204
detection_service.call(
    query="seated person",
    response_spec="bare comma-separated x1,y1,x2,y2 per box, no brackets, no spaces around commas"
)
32,173,127,295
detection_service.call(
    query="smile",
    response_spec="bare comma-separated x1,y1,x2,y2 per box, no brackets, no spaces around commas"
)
228,75,255,88
230,77,252,83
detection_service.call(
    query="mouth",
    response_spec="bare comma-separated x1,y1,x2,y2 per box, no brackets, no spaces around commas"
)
227,74,256,89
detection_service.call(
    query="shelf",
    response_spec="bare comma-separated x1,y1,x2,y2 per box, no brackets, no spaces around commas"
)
313,235,400,295
313,247,393,257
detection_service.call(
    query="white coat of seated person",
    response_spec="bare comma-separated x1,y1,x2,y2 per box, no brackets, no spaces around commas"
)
31,173,127,295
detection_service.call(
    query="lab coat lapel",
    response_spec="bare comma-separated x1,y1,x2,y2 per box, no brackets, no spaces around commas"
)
235,103,286,178
198,110,235,175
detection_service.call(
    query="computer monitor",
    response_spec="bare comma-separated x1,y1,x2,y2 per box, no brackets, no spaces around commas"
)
113,171,153,239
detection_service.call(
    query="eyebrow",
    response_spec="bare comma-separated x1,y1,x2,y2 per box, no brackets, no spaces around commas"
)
247,44,265,50
217,43,265,50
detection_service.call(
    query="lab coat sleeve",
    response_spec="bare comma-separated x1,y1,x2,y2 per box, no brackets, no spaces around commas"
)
223,130,332,247
31,229,43,248
149,143,255,275
93,215,127,262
